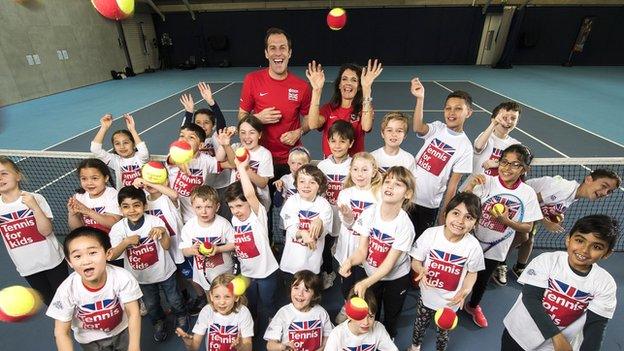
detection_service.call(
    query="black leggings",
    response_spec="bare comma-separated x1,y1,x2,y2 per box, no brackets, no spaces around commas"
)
337,261,367,300
500,328,525,351
24,260,69,306
369,273,411,338
468,258,501,307
321,236,336,274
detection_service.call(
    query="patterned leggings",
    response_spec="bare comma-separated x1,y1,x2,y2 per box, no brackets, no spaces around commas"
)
411,298,450,351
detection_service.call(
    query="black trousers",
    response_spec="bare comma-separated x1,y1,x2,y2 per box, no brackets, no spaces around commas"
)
500,328,525,351
369,273,411,338
337,261,367,300
469,258,501,307
407,204,438,241
268,163,290,245
24,260,69,306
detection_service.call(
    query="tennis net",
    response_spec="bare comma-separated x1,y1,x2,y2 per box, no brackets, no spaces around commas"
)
1,150,623,251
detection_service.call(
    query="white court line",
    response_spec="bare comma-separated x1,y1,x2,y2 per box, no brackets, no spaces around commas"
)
433,81,570,158
41,82,216,151
33,83,236,193
466,80,624,149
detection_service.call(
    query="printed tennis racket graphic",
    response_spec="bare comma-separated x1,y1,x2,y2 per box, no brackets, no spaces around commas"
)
477,193,525,253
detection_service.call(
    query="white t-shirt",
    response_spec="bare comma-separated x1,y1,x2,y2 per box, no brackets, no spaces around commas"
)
179,215,235,289
90,141,150,189
371,147,416,174
276,172,297,230
472,175,543,261
280,194,333,274
74,187,121,234
325,320,398,351
230,145,274,209
472,132,520,177
410,225,484,311
317,156,351,235
192,304,254,351
167,153,219,222
352,204,415,280
0,193,64,276
503,251,617,351
145,194,184,264
231,204,279,279
203,133,232,189
413,121,473,208
264,304,333,351
526,176,580,219
334,187,378,264
46,265,143,344
109,214,176,284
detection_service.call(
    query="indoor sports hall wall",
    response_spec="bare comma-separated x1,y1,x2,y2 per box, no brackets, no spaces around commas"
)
153,5,624,67
513,6,624,65
0,0,128,106
152,7,485,66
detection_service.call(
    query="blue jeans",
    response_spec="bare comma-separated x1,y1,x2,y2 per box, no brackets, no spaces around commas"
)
246,269,279,321
140,273,187,325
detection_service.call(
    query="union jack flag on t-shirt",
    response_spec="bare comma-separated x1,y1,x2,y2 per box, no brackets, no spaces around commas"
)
343,344,376,351
429,249,467,267
0,209,32,223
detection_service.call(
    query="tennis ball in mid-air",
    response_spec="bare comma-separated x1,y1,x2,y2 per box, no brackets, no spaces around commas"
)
327,8,347,30
141,161,167,184
169,140,193,165
0,285,42,323
435,307,458,330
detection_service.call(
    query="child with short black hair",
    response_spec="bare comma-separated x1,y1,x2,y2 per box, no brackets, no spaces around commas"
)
407,192,485,351
502,215,618,351
511,168,622,276
47,226,142,351
325,288,397,350
91,113,149,188
371,112,416,174
167,123,235,222
108,186,189,342
410,79,474,237
317,119,354,289
264,270,333,350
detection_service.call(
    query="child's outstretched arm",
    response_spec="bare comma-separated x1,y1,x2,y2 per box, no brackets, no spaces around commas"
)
176,329,203,351
180,93,195,126
216,128,236,169
473,111,506,153
237,157,261,214
305,61,325,130
410,78,428,135
124,114,148,160
53,319,74,351
353,248,402,297
360,58,383,133
125,300,142,351
91,114,114,161
438,172,464,224
447,271,477,307
521,284,572,351
198,82,226,131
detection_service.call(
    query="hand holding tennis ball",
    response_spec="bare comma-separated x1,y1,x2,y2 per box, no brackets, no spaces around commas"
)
490,203,506,217
198,242,214,256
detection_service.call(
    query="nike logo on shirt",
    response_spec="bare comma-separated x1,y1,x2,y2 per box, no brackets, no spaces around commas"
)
259,92,268,96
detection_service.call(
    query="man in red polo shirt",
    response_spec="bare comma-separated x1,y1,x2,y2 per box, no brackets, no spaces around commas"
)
238,27,312,178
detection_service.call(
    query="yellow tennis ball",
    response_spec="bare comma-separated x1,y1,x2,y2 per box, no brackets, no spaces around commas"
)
491,203,505,216
227,276,249,296
0,286,42,323
169,140,193,165
141,161,168,184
